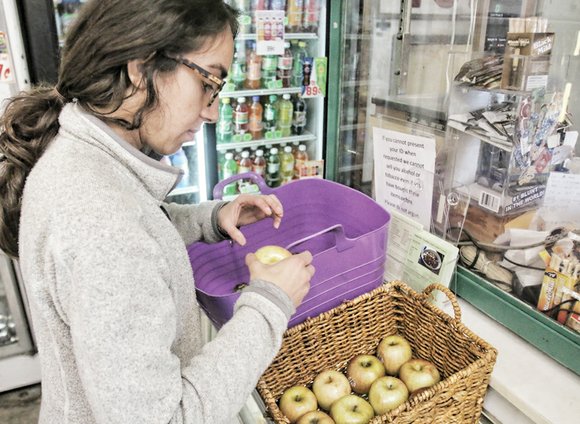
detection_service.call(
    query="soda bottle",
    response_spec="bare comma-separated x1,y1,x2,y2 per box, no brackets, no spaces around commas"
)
230,51,246,90
261,54,277,88
238,150,253,174
234,97,249,135
294,144,309,179
292,41,307,87
303,57,313,86
251,0,267,32
266,147,281,187
234,0,251,33
292,94,307,135
280,145,295,185
277,42,293,88
233,147,243,164
269,0,286,11
303,0,320,33
222,152,238,196
248,95,264,140
170,148,190,188
264,19,272,40
278,93,293,137
245,41,261,89
286,0,304,33
263,95,278,133
252,149,266,179
217,97,233,143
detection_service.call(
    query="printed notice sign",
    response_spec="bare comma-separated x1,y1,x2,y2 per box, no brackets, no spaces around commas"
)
255,10,284,56
373,128,436,228
0,32,14,82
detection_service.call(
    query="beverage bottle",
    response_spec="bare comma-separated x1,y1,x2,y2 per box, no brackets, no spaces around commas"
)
280,145,295,185
303,57,312,86
170,148,190,189
266,147,281,187
277,42,293,88
230,52,246,90
261,54,278,88
217,151,226,180
245,41,262,89
278,93,293,137
264,19,272,41
234,147,243,165
222,152,238,196
292,94,307,135
292,41,307,87
234,97,249,135
286,0,304,33
269,0,286,11
234,0,251,33
251,0,267,32
263,95,278,133
217,97,233,143
302,0,320,32
252,149,267,179
248,95,264,139
294,144,309,179
238,150,253,174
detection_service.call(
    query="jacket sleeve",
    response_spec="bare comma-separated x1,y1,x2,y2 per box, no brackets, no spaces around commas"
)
161,200,227,245
65,209,291,424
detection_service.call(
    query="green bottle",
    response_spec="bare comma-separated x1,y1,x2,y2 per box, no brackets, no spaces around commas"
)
217,98,233,143
222,152,238,196
278,94,293,137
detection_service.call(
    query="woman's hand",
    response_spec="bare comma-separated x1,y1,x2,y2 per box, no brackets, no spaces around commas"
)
217,194,283,246
245,251,315,308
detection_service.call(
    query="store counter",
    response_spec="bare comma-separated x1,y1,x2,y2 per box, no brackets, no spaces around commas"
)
453,298,580,424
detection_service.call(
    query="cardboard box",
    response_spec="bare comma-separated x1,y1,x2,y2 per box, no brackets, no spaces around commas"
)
501,32,554,91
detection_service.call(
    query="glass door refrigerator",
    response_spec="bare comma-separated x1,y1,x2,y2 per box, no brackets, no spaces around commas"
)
0,0,41,393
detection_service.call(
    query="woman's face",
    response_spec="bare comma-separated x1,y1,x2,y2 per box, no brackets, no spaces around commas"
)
119,28,234,155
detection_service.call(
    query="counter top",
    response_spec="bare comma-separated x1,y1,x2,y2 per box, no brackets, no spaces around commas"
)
452,298,580,424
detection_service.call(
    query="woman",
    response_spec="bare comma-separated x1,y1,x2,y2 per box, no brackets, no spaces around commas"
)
0,0,314,422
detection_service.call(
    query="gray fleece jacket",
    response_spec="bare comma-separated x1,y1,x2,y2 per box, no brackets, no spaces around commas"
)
18,103,294,423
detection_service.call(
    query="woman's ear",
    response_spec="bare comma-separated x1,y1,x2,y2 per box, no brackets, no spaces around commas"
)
127,59,147,89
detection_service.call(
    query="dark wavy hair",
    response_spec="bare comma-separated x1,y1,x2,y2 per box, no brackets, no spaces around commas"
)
0,0,238,258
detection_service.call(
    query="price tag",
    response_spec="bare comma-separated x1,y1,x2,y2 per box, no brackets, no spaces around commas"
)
0,32,14,83
302,57,327,98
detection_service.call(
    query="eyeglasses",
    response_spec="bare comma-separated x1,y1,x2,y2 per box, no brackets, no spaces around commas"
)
164,55,225,107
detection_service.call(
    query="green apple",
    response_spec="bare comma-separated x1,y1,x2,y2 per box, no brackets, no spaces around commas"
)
279,385,318,423
346,354,386,394
296,410,336,424
330,394,374,424
312,369,352,411
399,358,441,393
376,335,413,376
255,245,292,264
368,376,409,415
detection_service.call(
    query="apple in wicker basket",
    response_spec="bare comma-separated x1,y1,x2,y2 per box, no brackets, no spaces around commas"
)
296,410,336,424
368,376,409,415
346,354,386,394
279,385,318,423
376,335,413,376
398,358,441,393
330,394,374,424
254,245,292,265
312,369,352,411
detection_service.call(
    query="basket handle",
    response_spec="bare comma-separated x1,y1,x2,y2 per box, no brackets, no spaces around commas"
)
285,224,353,253
213,172,273,200
422,283,462,322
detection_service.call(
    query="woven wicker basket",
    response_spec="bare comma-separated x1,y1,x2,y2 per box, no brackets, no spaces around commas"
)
257,281,497,424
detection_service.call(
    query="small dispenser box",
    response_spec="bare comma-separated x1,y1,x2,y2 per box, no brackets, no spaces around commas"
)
501,32,555,91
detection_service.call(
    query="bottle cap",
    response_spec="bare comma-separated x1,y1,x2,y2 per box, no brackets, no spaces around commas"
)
298,41,306,48
241,151,250,158
269,95,278,102
252,95,261,102
284,41,291,48
225,152,234,159
283,93,291,100
270,147,278,154
299,144,307,151
222,97,231,104
237,97,246,103
256,149,264,156
284,146,292,153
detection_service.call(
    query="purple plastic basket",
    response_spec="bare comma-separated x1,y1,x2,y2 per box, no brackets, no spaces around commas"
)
187,173,391,328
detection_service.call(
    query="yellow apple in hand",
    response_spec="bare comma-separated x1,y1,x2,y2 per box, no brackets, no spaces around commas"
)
255,245,292,265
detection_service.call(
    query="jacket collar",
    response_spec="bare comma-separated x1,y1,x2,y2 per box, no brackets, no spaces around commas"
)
58,103,182,201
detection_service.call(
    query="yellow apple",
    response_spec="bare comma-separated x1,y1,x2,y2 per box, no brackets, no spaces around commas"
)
398,359,441,393
330,394,374,424
312,369,352,411
296,410,336,424
279,385,318,423
346,354,386,395
376,335,413,376
368,376,409,415
255,245,292,265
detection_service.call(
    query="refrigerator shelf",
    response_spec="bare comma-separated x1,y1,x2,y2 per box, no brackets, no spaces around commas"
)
220,87,302,99
235,32,319,41
167,185,200,197
216,132,316,151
